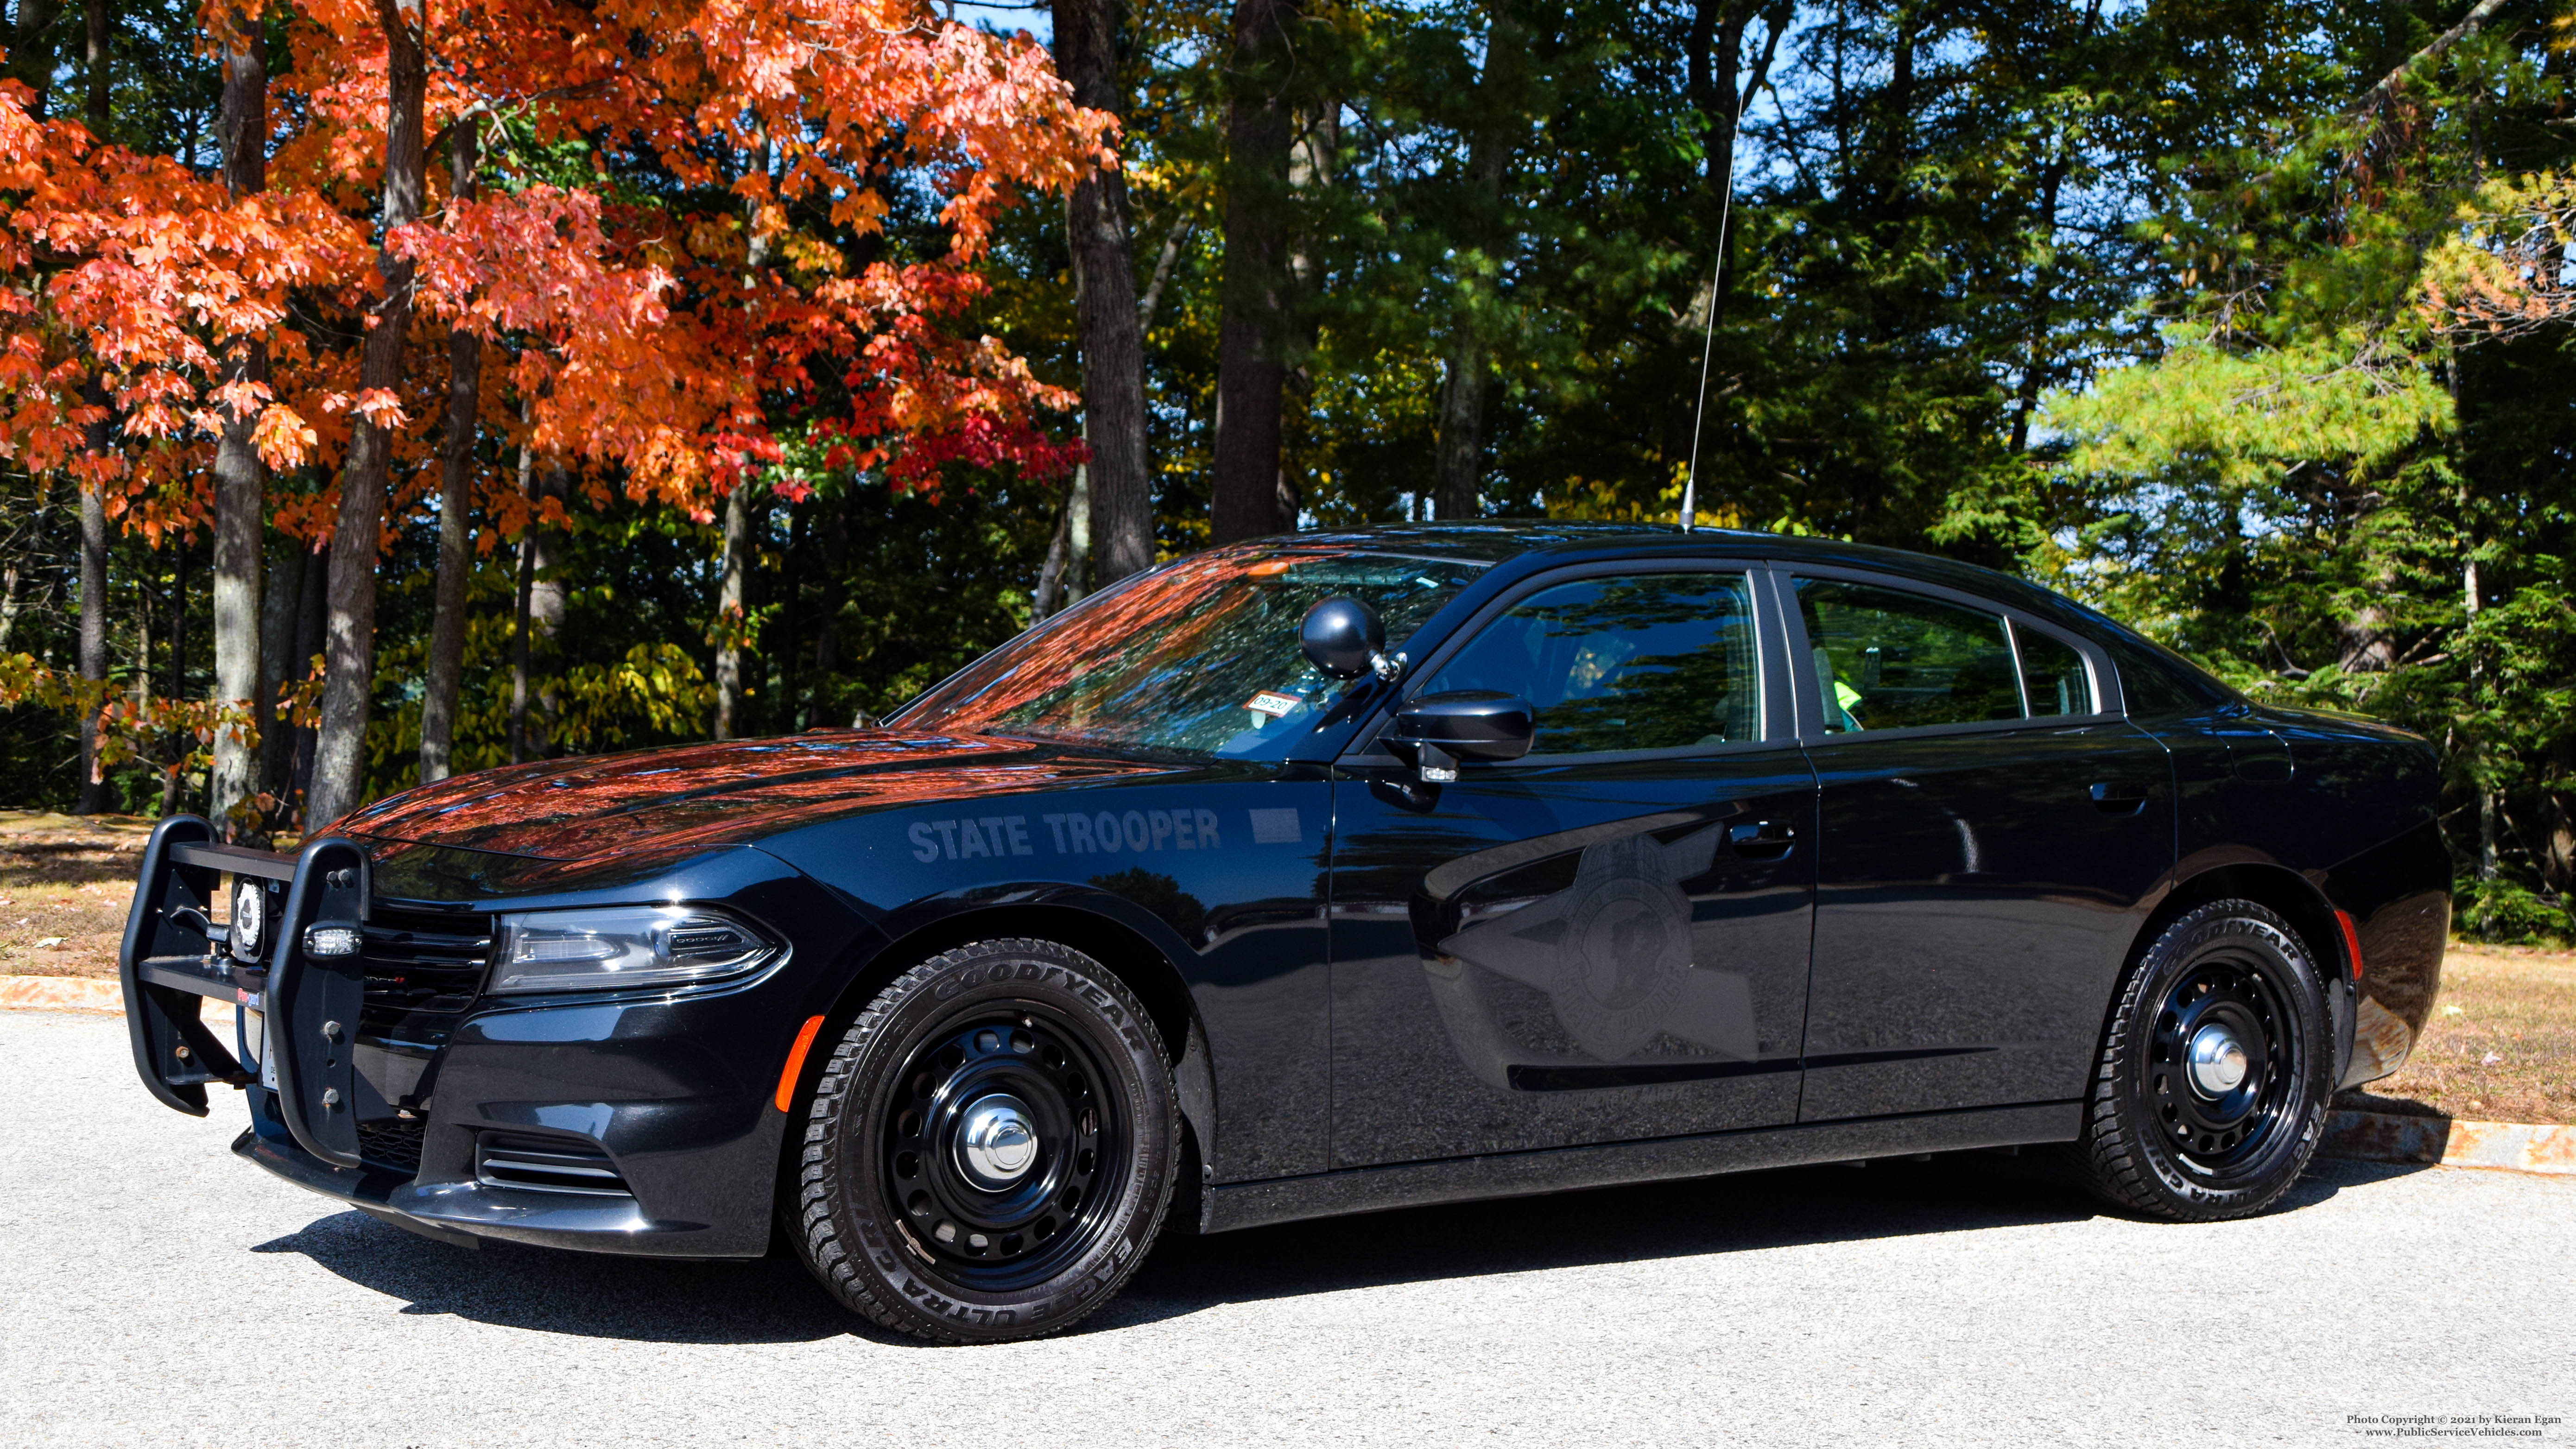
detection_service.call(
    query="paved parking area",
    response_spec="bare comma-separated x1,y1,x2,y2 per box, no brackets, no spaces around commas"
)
5,1008,2571,1448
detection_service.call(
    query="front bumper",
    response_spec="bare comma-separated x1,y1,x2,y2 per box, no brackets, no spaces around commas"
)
120,816,869,1260
230,992,792,1258
234,1103,738,1257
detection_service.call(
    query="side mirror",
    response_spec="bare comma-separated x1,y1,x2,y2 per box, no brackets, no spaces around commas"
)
1386,691,1534,782
1302,597,1398,681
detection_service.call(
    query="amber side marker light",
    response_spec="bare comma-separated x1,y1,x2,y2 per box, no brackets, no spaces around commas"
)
776,1015,827,1113
2334,909,2366,982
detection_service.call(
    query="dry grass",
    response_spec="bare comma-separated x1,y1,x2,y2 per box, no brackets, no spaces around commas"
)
5,809,2571,1123
0,810,151,981
2342,944,2576,1126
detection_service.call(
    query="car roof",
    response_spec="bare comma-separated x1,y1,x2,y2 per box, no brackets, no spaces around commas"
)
1266,522,2088,625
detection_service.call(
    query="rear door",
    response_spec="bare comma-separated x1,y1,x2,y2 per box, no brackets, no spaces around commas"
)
1327,563,1816,1166
1785,568,2175,1121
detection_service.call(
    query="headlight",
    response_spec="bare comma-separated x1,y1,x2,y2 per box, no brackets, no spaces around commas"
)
488,905,779,995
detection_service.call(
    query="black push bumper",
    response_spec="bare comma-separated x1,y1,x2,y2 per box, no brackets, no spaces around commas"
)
117,815,371,1169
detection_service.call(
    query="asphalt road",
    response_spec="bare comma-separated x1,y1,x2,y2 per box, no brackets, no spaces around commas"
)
5,1008,2571,1449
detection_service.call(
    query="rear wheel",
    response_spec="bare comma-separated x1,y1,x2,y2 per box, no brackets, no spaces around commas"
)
2068,899,2333,1221
790,938,1177,1342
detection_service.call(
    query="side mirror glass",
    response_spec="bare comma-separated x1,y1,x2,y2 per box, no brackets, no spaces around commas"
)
1386,691,1535,781
1302,597,1392,680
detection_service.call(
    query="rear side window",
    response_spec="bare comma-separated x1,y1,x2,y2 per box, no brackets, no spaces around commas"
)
1796,578,2021,733
2102,634,2238,717
1417,572,1761,753
2015,626,2095,717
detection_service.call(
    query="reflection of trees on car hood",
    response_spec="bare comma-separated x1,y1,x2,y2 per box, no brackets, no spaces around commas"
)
340,733,1178,861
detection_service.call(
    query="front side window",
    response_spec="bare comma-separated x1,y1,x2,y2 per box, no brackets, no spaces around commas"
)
1796,577,2022,733
1415,572,1761,754
895,546,1486,758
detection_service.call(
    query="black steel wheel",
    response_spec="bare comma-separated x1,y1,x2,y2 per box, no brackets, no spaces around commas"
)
790,938,1177,1342
2068,899,2333,1221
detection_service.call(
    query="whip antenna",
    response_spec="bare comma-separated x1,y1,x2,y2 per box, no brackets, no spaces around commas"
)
1680,89,1745,534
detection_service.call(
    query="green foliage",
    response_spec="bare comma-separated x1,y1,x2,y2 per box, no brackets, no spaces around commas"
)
14,0,2576,942
1956,0,2576,937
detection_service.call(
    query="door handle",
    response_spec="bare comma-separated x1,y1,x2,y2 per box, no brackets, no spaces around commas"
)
2089,782,2149,816
1728,820,1797,857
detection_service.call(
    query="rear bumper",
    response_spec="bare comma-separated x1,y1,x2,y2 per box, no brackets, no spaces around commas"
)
2324,817,2454,1090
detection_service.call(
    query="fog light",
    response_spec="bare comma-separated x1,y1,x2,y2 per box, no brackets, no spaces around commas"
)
304,925,363,957
231,880,267,961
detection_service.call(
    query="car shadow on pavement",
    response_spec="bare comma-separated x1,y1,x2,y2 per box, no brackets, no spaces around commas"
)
1090,1152,2412,1334
250,1152,2424,1347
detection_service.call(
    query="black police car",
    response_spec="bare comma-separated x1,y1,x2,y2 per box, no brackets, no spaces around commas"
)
117,524,2449,1342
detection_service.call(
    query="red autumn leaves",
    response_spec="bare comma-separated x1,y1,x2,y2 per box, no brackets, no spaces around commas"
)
0,0,1112,548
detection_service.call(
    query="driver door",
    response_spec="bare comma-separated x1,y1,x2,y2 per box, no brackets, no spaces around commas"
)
1326,564,1817,1167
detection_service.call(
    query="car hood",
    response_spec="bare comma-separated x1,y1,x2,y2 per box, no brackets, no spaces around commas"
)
336,731,1185,863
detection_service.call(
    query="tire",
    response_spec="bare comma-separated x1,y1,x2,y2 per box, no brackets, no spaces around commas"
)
790,938,1178,1343
2067,899,2334,1221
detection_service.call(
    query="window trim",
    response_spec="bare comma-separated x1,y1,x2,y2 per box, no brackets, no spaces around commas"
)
1336,557,1791,768
1774,563,2124,745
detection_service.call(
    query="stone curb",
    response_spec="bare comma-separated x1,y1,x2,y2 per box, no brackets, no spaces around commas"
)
4,976,2566,1176
0,974,234,1027
0,974,123,1013
2320,1110,2574,1176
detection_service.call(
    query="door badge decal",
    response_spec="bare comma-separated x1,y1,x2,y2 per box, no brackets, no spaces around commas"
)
1429,824,1757,1076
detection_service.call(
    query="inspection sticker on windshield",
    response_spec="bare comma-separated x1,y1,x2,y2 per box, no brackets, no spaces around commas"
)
1244,690,1305,719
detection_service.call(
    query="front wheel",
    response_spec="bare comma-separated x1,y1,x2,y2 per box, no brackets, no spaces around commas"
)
2068,899,2333,1221
790,938,1178,1342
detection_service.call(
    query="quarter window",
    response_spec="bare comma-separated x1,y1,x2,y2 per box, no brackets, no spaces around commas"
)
1795,578,2021,733
1417,573,1761,753
2016,626,2095,717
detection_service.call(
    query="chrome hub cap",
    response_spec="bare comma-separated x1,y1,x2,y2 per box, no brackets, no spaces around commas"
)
956,1093,1039,1189
2186,1025,2249,1098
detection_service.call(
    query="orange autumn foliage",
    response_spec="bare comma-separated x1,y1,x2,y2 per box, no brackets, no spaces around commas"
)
0,0,1112,557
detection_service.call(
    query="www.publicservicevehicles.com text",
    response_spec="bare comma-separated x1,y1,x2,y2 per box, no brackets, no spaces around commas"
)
2350,1414,2562,1438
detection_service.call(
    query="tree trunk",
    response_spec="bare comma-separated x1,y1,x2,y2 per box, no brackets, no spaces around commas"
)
1431,341,1490,522
2542,740,2576,902
0,473,53,652
75,382,110,815
160,539,189,817
307,0,426,830
82,0,105,127
1430,4,1527,521
256,535,301,798
1032,463,1091,620
509,522,533,764
209,3,268,837
507,426,533,764
419,122,481,784
776,502,807,726
73,0,114,815
713,478,762,739
287,542,325,824
1209,0,1300,545
528,463,567,756
2463,488,2495,882
1052,0,1153,583
6,0,62,116
713,158,773,740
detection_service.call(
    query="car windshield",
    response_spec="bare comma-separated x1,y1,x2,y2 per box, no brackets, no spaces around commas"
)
894,546,1488,757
